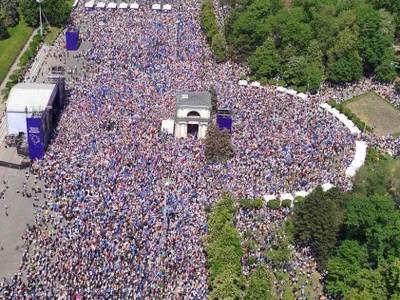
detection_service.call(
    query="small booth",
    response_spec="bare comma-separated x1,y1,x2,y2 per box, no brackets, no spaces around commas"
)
162,4,172,10
285,89,297,96
84,1,94,11
238,80,248,86
161,120,175,135
96,2,105,9
107,2,117,9
250,81,260,88
130,2,139,9
119,2,128,9
152,3,161,9
276,86,287,93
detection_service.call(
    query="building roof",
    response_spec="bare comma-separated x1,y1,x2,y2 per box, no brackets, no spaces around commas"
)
176,91,211,108
6,83,56,113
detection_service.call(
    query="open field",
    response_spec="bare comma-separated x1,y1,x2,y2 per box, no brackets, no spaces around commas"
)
344,92,400,137
0,16,34,85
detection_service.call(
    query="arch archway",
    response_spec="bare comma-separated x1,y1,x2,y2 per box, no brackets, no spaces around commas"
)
187,111,200,117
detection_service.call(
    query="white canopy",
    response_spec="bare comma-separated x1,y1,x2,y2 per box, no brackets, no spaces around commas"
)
263,195,276,202
285,89,297,96
107,2,117,8
162,4,172,10
345,166,357,178
96,2,105,8
276,86,287,93
321,183,334,192
161,120,174,135
329,108,341,117
349,126,361,135
152,3,161,9
238,80,248,86
84,1,94,8
296,92,307,100
337,113,349,123
350,141,367,169
251,81,261,87
280,193,294,201
293,190,308,198
319,103,331,110
119,2,128,8
130,2,139,8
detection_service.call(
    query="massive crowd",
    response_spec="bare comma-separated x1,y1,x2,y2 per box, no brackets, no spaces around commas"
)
0,1,399,299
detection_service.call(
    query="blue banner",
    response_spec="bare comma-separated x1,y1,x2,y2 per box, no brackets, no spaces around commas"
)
26,117,44,159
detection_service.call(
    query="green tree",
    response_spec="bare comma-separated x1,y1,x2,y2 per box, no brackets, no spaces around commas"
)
209,267,244,300
375,47,397,82
354,268,388,299
245,266,274,300
201,0,218,40
211,33,227,63
326,240,370,297
345,194,400,266
353,159,391,196
0,16,8,40
344,288,374,300
0,0,19,27
282,55,308,87
42,0,71,27
20,0,39,27
248,38,280,79
310,4,339,50
293,187,346,269
304,62,323,93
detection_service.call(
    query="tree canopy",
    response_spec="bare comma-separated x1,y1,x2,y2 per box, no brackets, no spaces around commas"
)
223,0,398,89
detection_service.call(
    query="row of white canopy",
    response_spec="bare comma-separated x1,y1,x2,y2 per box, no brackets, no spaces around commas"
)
263,182,335,203
84,1,172,9
238,80,307,100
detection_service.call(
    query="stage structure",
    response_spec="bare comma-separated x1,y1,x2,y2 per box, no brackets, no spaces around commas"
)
65,28,79,51
6,78,65,159
175,92,211,139
216,109,232,133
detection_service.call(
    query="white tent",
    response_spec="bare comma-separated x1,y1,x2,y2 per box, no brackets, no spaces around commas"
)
319,103,331,110
119,2,128,9
337,113,349,124
296,92,307,100
280,193,294,201
107,2,117,8
345,166,357,178
285,89,297,96
321,183,334,192
96,2,105,8
238,80,248,86
276,86,287,93
152,3,161,9
130,2,139,8
161,120,174,135
348,126,361,135
350,141,367,169
263,195,276,202
84,1,94,9
293,190,308,198
329,108,341,117
6,83,56,135
251,81,261,87
72,0,79,8
162,4,172,10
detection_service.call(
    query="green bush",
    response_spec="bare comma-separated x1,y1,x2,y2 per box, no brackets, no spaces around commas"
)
239,198,263,210
297,86,307,93
278,79,286,87
240,74,247,80
281,199,292,207
267,200,280,209
328,99,337,107
268,78,278,85
249,75,257,82
260,77,268,85
5,81,14,89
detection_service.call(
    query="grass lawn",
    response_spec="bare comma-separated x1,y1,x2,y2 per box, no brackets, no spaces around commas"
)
0,15,34,86
344,92,400,137
44,26,62,45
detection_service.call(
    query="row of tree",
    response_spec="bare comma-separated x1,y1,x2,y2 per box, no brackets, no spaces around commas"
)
200,0,228,63
222,0,399,91
205,193,274,299
293,149,400,299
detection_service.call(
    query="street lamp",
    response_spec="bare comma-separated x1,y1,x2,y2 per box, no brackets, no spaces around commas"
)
36,0,43,37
